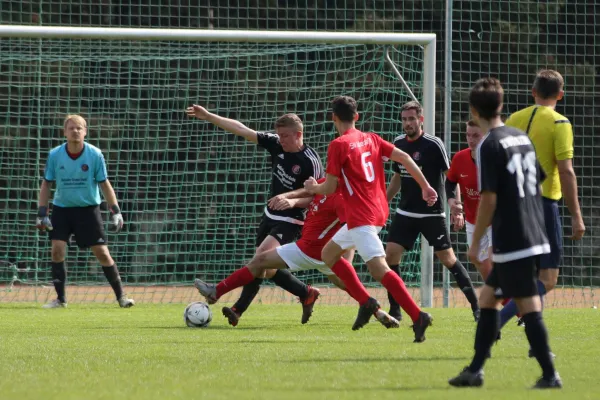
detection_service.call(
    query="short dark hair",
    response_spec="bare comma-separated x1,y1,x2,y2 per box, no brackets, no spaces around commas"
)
466,119,479,127
469,77,504,120
400,101,423,116
331,96,357,122
274,113,303,132
533,69,564,99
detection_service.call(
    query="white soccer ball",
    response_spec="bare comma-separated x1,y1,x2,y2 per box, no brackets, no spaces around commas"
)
184,301,212,328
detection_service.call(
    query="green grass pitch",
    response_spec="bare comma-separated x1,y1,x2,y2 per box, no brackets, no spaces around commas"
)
1,304,598,399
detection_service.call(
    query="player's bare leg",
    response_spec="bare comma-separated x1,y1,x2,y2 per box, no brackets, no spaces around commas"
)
42,240,68,308
437,248,479,320
90,245,134,308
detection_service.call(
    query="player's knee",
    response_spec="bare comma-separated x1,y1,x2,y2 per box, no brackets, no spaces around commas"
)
92,245,113,265
366,257,389,282
436,248,456,267
385,243,404,265
51,243,66,262
478,285,500,309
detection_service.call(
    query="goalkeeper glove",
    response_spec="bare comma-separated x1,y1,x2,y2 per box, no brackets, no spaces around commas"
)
109,205,124,233
35,206,53,231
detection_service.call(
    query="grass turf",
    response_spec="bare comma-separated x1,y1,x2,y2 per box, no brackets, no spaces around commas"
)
0,304,598,400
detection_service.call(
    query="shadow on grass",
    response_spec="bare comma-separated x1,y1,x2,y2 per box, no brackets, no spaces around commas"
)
283,356,467,363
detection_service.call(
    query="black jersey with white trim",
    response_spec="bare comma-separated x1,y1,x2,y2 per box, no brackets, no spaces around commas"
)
476,125,550,263
257,131,324,222
392,133,449,217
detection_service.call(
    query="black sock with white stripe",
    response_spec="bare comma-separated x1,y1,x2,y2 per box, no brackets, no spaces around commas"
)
448,260,479,311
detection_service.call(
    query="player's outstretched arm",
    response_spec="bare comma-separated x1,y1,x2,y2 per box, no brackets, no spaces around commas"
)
185,104,258,144
387,173,401,202
36,180,53,231
389,148,437,204
99,180,124,233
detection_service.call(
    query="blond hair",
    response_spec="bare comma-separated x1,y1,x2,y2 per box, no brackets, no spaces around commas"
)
274,113,303,132
63,114,87,129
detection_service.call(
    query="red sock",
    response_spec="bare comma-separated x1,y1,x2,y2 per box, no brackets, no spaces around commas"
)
381,271,421,322
331,258,370,305
501,298,511,306
215,266,255,299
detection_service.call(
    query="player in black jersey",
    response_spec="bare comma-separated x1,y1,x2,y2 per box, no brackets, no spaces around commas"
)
449,78,561,389
386,101,479,321
186,105,323,326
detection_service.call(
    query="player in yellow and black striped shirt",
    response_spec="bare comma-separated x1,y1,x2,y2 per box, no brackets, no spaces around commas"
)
499,70,585,340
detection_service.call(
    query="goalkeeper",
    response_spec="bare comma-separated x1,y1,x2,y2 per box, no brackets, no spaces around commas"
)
36,115,134,309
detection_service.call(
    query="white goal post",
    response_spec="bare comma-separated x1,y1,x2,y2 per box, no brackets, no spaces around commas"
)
0,25,437,307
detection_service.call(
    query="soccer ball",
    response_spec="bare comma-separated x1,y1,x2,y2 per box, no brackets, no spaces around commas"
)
184,301,212,328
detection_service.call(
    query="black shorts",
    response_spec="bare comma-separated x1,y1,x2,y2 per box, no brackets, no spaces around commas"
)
49,205,107,248
386,213,451,251
255,216,302,248
485,256,540,298
539,197,562,269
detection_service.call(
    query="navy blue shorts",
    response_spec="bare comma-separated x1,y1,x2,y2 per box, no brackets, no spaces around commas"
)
539,197,562,269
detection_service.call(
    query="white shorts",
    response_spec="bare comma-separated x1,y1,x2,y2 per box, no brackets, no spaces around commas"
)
276,242,334,276
331,224,385,262
466,221,493,262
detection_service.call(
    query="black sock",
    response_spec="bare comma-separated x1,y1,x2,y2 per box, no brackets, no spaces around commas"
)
468,308,499,372
51,261,67,303
101,265,124,300
522,311,556,379
448,260,479,310
270,269,309,300
387,264,400,310
232,278,262,315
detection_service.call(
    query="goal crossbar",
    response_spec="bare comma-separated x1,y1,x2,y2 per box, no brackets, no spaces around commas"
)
0,25,437,307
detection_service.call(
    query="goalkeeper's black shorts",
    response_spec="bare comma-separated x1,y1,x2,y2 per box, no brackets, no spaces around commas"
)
49,205,107,248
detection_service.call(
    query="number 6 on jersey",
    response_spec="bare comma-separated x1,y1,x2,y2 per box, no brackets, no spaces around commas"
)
361,151,375,182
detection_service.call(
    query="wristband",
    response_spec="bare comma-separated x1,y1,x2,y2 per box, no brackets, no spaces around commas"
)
110,205,121,215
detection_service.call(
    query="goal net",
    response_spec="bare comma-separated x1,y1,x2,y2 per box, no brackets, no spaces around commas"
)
0,28,438,305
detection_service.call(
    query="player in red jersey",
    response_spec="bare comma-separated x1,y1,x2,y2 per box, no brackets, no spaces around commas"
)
193,179,401,328
304,96,438,342
446,120,493,280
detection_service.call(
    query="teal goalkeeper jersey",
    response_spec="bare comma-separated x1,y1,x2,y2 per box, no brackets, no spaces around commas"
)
44,143,108,207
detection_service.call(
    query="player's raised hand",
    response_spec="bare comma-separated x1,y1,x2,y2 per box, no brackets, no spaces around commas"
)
185,104,210,120
35,206,53,231
570,215,585,240
109,205,124,233
422,186,438,206
268,195,295,211
304,177,318,194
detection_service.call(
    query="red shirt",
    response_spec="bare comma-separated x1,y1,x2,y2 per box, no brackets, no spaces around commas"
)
446,148,480,224
296,190,346,260
325,128,395,229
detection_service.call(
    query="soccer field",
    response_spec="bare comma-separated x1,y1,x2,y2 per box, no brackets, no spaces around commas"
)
1,304,597,399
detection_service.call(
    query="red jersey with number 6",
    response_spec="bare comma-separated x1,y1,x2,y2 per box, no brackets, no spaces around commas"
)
296,178,346,260
446,148,480,224
325,128,395,229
